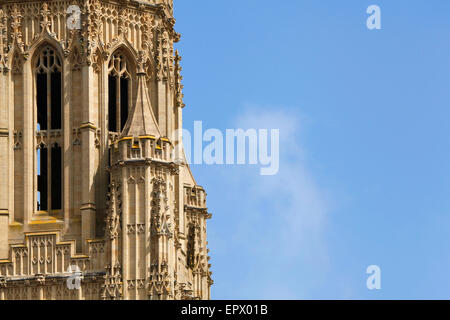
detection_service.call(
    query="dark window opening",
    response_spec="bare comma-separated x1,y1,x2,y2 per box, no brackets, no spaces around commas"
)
37,148,48,211
51,145,62,210
51,72,62,129
37,73,47,130
35,46,63,213
108,52,131,134
120,76,129,131
108,75,117,132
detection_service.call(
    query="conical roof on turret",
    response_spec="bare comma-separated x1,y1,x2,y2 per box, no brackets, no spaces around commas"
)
121,73,161,138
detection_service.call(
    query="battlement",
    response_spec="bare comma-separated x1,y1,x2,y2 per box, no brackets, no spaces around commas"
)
184,185,207,209
110,136,173,163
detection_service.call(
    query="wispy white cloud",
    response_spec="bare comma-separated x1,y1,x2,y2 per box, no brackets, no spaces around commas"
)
211,103,330,299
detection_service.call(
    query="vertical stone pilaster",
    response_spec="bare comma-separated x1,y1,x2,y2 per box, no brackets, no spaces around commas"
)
80,125,96,252
38,283,44,300
8,68,15,225
166,83,173,138
23,60,33,225
81,204,96,252
78,284,83,300
0,283,5,300
97,60,108,237
0,213,8,258
121,165,129,300
0,72,9,258
144,164,151,300
63,58,72,230
80,65,97,252
157,81,167,136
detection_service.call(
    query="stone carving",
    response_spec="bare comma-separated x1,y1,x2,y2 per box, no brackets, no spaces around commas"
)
95,129,101,149
148,260,171,299
151,177,173,238
13,131,22,150
40,3,52,34
127,224,145,235
101,262,123,300
11,52,22,75
174,50,185,108
186,223,199,270
10,4,24,53
70,47,83,71
73,128,81,145
0,0,212,301
0,9,7,72
106,182,121,240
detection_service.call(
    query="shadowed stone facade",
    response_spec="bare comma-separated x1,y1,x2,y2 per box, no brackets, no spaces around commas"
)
0,0,212,300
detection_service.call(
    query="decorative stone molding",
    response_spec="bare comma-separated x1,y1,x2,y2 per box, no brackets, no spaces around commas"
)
151,177,172,238
73,128,81,145
148,260,171,299
10,4,24,53
95,129,101,149
174,50,185,108
13,130,22,150
101,262,123,300
11,52,23,75
70,47,83,71
36,130,63,150
0,0,212,301
0,9,7,73
0,277,6,288
127,224,145,235
106,182,121,240
127,278,145,290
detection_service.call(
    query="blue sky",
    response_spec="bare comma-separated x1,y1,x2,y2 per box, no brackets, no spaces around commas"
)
174,0,450,299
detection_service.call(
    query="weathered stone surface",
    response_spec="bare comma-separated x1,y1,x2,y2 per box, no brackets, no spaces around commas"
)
0,0,212,300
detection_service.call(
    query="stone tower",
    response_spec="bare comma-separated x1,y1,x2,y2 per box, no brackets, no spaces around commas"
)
0,0,212,300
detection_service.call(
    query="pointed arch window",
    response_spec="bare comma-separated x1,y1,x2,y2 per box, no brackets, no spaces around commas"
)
108,52,131,133
35,46,63,212
36,46,62,130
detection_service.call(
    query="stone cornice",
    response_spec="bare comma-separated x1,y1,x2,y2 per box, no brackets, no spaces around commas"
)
184,205,212,220
0,271,106,287
109,158,180,174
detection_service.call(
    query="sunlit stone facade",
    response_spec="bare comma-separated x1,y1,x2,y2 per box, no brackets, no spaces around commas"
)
0,0,212,300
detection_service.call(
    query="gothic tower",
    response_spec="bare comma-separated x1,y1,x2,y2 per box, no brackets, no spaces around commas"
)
0,0,212,300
